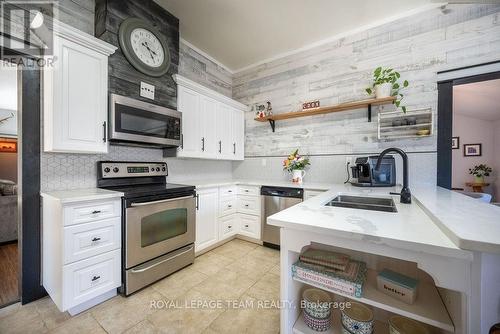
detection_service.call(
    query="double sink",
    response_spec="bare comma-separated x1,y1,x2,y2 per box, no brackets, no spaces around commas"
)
325,194,398,213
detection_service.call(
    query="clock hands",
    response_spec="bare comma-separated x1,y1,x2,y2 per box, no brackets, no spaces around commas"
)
142,41,158,61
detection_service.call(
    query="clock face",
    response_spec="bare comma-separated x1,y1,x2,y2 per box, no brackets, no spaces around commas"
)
130,28,165,68
118,18,171,77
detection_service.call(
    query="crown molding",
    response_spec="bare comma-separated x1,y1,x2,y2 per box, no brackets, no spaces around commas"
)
180,38,234,74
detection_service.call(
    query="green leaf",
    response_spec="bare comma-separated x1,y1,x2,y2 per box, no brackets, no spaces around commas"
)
395,72,400,79
402,106,407,113
395,101,400,107
374,67,382,76
393,83,399,89
403,80,409,87
366,88,372,95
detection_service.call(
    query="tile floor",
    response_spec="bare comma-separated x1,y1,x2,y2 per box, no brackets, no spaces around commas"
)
0,239,281,334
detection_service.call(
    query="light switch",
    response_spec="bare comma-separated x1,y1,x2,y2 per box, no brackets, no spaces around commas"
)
140,82,155,100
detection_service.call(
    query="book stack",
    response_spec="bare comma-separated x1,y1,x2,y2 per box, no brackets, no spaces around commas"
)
292,248,367,298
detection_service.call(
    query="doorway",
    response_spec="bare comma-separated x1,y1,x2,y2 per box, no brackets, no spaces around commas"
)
0,59,19,307
437,65,500,206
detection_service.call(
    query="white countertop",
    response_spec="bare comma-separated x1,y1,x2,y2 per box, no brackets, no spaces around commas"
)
267,183,492,258
41,188,124,204
177,178,334,191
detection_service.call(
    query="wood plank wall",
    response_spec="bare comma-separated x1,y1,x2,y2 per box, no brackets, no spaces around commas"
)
232,4,500,158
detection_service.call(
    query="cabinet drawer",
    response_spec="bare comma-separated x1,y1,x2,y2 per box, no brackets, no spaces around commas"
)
63,249,121,311
64,199,121,226
239,214,260,239
219,215,237,240
237,185,260,196
219,197,237,217
219,185,237,197
63,218,121,264
237,195,261,215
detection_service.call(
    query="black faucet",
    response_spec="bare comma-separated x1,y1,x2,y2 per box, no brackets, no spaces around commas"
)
375,147,411,204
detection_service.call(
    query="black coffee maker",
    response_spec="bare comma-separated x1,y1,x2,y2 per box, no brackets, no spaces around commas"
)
350,156,396,187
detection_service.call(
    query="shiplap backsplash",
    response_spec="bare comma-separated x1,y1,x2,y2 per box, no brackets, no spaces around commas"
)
232,4,500,158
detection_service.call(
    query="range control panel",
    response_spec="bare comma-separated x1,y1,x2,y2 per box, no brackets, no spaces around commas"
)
100,162,168,178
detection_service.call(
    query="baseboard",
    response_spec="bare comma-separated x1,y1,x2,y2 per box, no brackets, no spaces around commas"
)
67,289,117,316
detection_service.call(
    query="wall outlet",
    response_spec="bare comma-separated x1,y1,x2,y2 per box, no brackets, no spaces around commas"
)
140,82,155,100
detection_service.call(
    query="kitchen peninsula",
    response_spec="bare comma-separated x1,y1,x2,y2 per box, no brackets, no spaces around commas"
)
268,184,500,334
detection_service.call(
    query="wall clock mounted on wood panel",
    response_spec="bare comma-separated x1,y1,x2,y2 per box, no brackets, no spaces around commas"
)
118,18,171,77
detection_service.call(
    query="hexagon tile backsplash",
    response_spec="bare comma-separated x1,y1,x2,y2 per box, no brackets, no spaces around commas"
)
41,146,163,191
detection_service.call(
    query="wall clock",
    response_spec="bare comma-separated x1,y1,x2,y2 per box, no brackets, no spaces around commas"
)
118,17,171,77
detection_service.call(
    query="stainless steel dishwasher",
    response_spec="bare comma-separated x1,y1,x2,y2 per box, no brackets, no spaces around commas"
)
261,186,303,248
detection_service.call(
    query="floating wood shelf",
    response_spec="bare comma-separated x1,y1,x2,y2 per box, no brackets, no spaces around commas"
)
254,96,396,132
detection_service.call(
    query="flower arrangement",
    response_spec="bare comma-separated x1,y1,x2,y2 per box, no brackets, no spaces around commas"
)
469,164,492,178
283,149,310,172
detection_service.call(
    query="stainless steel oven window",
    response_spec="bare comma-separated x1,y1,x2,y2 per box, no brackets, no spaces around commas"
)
140,208,188,247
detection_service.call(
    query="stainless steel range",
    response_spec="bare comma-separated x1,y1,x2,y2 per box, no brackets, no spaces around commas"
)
97,161,195,296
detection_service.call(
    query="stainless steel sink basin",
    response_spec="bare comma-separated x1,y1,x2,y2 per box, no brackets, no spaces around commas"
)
325,195,397,213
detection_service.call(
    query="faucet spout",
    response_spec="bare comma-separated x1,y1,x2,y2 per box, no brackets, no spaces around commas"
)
375,147,411,204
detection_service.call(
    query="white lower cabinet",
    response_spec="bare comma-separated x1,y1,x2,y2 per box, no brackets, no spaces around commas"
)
41,193,122,315
195,184,263,253
195,188,219,252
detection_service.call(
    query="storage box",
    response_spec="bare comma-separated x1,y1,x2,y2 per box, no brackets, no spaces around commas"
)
376,269,418,304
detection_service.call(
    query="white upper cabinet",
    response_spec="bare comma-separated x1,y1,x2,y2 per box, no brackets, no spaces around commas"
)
173,75,247,161
44,21,116,154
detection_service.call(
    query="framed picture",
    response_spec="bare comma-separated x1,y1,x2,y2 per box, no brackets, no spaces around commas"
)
463,143,481,157
0,140,17,153
452,137,459,149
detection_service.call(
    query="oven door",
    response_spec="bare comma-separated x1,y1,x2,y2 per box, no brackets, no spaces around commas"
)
110,94,181,147
125,194,195,269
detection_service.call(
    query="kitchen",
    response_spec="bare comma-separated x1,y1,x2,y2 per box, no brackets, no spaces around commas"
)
0,1,500,334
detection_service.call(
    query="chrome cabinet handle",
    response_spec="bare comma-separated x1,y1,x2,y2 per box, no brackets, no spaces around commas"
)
131,195,195,207
91,210,101,214
233,142,236,154
196,194,199,210
91,275,100,282
219,141,222,153
102,122,107,142
201,137,205,152
91,237,101,242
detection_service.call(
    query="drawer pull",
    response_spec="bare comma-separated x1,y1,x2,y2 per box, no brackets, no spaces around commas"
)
245,224,249,228
245,204,249,207
91,275,101,282
228,225,232,229
91,237,101,242
245,190,249,193
91,210,101,214
228,190,233,193
228,205,232,208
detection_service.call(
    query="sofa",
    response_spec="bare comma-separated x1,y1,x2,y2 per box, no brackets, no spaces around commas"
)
0,180,18,243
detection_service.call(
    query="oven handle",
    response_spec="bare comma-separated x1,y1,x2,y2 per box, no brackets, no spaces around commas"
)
129,245,194,273
130,195,195,207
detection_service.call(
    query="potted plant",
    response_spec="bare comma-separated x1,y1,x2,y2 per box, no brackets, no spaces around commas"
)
283,149,310,184
366,67,409,112
469,164,492,184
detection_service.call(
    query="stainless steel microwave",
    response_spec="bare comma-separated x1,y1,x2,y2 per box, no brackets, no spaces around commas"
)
109,94,181,147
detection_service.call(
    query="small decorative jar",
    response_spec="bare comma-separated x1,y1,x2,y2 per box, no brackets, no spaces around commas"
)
341,302,373,334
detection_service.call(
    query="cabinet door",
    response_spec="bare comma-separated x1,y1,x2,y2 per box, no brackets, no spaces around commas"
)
177,86,202,158
45,37,108,153
232,108,245,160
216,103,233,160
195,188,219,252
200,96,217,158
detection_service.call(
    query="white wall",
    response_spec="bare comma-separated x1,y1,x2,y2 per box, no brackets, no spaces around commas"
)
452,114,496,197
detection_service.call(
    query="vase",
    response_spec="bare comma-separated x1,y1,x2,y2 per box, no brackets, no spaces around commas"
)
291,170,306,184
474,175,485,184
375,83,392,98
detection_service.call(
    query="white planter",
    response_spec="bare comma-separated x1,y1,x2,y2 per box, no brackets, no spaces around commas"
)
291,170,306,184
375,83,392,98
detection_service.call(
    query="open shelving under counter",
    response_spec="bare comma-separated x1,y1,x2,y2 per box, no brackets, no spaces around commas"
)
255,96,396,132
292,268,454,332
293,310,389,334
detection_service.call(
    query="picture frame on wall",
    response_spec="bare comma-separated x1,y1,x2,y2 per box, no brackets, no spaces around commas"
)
463,143,482,157
452,137,459,149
